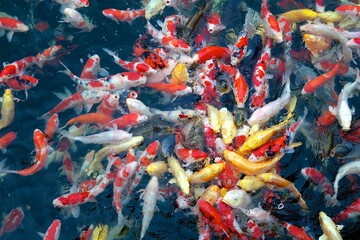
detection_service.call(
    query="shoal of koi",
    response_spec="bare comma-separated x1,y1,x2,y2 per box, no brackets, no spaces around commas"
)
2,0,360,239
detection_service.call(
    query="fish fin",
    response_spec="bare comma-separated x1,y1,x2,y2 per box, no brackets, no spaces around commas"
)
1,148,6,154
84,103,93,113
6,31,14,42
71,206,80,218
0,29,4,37
37,232,45,238
74,104,83,115
98,68,109,77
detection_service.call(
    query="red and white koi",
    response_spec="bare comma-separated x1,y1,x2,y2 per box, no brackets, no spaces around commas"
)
1,129,51,176
102,9,145,23
3,75,38,92
197,199,230,237
0,207,24,238
335,5,360,18
113,161,138,226
333,197,360,223
0,15,29,42
103,48,157,75
40,219,61,240
301,167,334,206
0,56,38,82
61,62,147,91
217,200,247,239
282,221,314,240
248,80,290,126
246,219,264,240
261,0,283,43
174,131,207,166
333,160,360,200
96,93,120,116
53,161,115,207
219,63,249,108
62,8,95,32
54,0,89,12
315,0,325,13
43,88,109,116
103,113,148,129
329,70,360,131
146,21,191,52
157,14,187,37
36,45,63,68
80,54,108,79
230,31,249,66
207,12,225,34
140,176,164,239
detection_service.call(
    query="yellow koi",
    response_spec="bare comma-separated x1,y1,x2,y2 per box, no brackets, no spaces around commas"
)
189,163,226,184
237,176,265,192
200,185,220,205
257,172,308,209
170,62,188,84
168,156,190,195
220,107,236,144
0,89,14,129
91,224,108,240
207,104,221,133
146,161,168,177
223,149,284,175
281,9,318,23
318,11,345,23
319,211,343,240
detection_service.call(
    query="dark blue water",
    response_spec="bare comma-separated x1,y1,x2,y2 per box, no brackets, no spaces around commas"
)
0,0,359,239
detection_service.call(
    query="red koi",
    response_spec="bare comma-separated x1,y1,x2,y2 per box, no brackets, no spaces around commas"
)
64,112,113,127
333,198,360,223
301,61,340,94
193,46,231,64
45,114,59,140
103,113,148,129
246,219,264,240
198,199,230,237
42,219,61,240
218,200,248,239
0,16,29,42
0,207,24,238
282,221,313,240
0,131,16,150
145,82,192,96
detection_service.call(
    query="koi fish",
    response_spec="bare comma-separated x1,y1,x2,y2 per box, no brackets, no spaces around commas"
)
43,88,109,116
62,8,95,32
39,219,61,240
206,12,225,34
102,9,145,23
261,0,283,43
103,48,156,75
333,198,360,223
140,176,164,239
0,207,24,238
0,89,15,129
0,14,29,42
